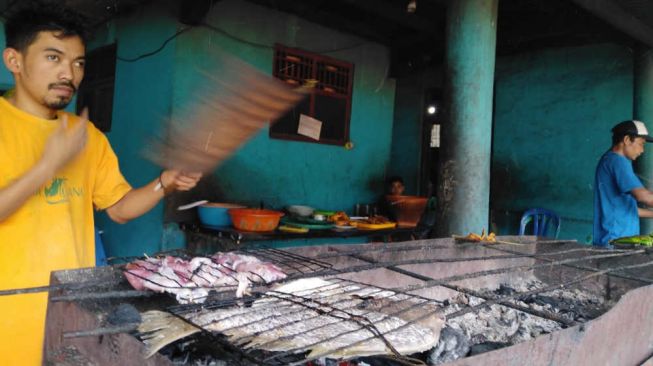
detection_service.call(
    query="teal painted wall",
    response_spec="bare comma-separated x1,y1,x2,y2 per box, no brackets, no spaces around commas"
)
0,26,11,87
491,43,633,242
171,0,395,212
389,69,441,195
390,43,634,242
390,77,423,195
94,4,179,257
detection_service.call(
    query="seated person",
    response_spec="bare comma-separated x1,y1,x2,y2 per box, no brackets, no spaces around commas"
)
380,176,436,239
388,176,405,196
379,176,405,220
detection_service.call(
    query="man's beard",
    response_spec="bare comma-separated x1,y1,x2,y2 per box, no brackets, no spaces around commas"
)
46,97,72,110
46,82,76,110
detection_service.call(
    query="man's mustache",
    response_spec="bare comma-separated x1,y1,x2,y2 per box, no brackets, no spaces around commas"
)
48,82,77,93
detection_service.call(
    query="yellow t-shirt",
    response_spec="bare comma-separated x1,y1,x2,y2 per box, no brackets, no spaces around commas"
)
0,97,132,365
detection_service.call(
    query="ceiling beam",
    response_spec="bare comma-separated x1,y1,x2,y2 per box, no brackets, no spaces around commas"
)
571,0,653,47
340,0,441,35
245,0,417,46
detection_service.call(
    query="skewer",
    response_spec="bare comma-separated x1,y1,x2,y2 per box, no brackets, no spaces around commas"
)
63,323,139,338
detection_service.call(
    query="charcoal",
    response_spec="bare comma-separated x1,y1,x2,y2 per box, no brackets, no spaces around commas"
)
106,303,141,325
427,327,471,365
495,284,517,296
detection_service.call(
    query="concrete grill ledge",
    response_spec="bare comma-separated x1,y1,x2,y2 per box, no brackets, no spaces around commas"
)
43,236,653,365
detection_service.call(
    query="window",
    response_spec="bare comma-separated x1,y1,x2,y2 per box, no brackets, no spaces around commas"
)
270,44,354,146
76,43,117,132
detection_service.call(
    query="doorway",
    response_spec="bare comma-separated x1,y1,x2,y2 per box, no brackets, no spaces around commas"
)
419,88,442,197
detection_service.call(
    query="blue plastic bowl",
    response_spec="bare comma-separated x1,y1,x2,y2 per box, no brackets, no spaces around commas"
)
198,203,245,227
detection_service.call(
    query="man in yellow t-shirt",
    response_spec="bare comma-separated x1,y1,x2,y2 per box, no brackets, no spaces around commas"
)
0,4,202,365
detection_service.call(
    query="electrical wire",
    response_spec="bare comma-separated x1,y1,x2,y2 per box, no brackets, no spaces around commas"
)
200,22,270,50
3,1,368,62
117,26,192,62
116,21,366,63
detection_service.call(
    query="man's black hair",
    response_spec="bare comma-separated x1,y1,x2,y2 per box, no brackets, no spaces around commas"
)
611,133,637,147
4,1,89,52
386,175,404,185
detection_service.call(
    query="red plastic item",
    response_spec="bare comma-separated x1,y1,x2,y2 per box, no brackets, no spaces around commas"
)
228,208,284,232
385,195,428,227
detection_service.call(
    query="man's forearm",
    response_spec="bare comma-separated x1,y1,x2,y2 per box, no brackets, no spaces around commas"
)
638,207,653,218
0,161,55,222
632,187,653,208
105,170,201,224
105,179,164,224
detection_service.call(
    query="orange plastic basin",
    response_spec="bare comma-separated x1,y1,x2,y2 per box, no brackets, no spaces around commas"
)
228,208,285,232
385,195,428,227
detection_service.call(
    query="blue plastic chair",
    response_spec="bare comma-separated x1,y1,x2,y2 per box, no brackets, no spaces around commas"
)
95,227,108,266
519,208,561,238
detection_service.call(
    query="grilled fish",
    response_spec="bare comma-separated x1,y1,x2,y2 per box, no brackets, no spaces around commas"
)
183,278,444,360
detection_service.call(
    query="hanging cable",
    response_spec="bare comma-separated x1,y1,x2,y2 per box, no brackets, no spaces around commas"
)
117,26,192,62
116,19,369,64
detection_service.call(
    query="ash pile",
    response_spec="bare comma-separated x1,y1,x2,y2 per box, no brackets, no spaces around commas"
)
428,280,609,365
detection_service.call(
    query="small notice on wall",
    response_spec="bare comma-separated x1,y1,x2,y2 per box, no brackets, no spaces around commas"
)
297,114,322,140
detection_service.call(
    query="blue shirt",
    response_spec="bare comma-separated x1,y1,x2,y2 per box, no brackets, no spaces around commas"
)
593,151,643,245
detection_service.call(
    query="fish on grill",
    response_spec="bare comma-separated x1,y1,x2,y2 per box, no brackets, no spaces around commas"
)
183,278,445,359
123,252,287,303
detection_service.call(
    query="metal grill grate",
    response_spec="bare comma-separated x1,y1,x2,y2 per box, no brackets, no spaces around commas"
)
239,248,333,276
167,277,445,365
154,240,653,364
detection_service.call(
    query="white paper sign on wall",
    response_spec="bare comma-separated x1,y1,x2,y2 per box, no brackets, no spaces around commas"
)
298,114,322,140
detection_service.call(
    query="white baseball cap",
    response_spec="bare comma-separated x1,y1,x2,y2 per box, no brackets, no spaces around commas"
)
612,120,653,142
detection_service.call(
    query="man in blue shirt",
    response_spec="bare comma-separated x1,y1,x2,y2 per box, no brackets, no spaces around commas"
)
594,120,653,246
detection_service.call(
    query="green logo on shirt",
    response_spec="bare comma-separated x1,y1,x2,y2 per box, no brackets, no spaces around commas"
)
44,177,84,204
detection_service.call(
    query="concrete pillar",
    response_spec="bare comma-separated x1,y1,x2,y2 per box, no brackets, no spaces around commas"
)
634,46,653,235
436,0,498,236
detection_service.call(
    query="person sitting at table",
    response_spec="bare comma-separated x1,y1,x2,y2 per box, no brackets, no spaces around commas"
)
380,175,437,240
378,176,405,220
387,175,405,196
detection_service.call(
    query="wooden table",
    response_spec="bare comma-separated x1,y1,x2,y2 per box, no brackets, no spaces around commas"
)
181,223,416,252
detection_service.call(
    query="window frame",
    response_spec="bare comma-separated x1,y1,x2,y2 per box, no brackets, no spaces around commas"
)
270,44,354,146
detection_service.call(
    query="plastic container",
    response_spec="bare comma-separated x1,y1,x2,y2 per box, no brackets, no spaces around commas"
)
228,208,285,232
198,203,245,227
286,205,315,217
384,195,428,227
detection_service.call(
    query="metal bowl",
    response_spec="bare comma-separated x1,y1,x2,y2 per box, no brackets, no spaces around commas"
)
286,205,315,217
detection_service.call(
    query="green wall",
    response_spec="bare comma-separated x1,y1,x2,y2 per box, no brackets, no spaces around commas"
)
491,43,633,242
390,43,634,242
0,26,14,88
171,0,395,211
94,4,179,257
91,0,395,255
389,69,441,195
